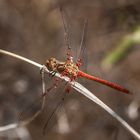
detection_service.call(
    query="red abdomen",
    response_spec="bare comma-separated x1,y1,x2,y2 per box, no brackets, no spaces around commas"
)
78,70,130,94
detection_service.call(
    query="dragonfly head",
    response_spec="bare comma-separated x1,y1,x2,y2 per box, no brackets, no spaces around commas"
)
45,57,57,71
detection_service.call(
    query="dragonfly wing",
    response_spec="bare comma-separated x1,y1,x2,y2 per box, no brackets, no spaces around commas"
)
59,7,73,60
76,19,88,68
42,91,68,135
18,95,44,123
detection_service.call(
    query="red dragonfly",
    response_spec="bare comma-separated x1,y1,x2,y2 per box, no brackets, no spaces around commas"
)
44,7,131,95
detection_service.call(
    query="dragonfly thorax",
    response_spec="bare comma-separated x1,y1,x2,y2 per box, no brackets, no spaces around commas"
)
64,61,79,78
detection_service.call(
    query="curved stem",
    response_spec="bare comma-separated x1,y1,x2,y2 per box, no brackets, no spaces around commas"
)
0,49,42,68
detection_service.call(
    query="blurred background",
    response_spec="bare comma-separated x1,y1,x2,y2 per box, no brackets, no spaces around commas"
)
0,0,140,140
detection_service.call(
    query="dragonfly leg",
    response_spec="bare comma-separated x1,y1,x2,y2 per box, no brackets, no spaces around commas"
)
44,77,63,95
49,71,57,77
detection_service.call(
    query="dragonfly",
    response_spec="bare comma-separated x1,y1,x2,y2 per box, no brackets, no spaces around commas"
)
19,6,131,135
44,7,131,95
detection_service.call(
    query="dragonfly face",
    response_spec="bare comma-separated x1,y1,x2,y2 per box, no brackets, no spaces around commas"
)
45,57,58,71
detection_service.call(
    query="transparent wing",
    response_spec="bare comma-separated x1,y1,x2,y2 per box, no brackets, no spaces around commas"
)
42,90,67,135
59,7,72,60
18,93,44,124
76,19,88,68
41,81,71,135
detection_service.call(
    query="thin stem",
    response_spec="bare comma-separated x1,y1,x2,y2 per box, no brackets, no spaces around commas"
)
0,123,18,132
0,49,42,69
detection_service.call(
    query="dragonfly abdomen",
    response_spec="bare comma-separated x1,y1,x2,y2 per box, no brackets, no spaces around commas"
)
78,70,131,94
